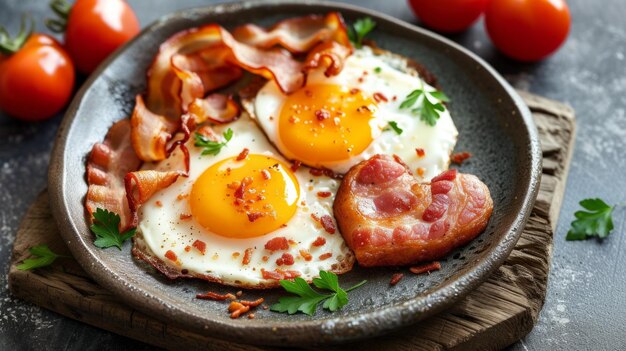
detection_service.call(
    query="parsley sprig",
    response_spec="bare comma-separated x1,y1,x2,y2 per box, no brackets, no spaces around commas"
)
194,128,233,156
566,198,616,240
91,208,136,250
347,17,376,49
385,121,403,135
16,245,68,271
270,271,366,315
400,83,450,126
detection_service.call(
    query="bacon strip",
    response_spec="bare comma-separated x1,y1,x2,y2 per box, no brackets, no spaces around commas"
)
130,95,178,162
334,155,493,267
125,170,184,227
85,120,142,231
187,93,240,125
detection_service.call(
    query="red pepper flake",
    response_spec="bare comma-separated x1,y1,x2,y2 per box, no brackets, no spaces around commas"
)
392,95,397,101
192,240,207,255
155,200,163,207
241,298,264,307
311,236,326,247
262,256,269,262
184,246,191,252
261,169,271,180
350,88,360,95
264,237,289,251
319,253,332,260
234,177,253,199
450,151,472,165
373,92,388,103
179,213,192,220
315,109,331,121
415,148,426,158
165,250,177,262
247,212,264,222
299,249,312,261
236,148,250,161
317,191,332,198
305,89,313,97
242,248,253,265
196,292,236,300
389,273,404,286
290,160,302,172
276,253,295,266
320,215,336,234
409,261,442,275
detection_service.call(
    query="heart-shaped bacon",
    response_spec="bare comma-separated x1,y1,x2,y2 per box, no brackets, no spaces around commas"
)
334,154,493,267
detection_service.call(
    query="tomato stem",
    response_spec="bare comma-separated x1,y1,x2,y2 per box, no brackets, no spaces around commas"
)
0,14,34,56
46,0,72,33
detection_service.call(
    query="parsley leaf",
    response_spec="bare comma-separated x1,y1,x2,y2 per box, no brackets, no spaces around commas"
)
16,245,67,271
566,198,616,240
374,66,382,73
194,128,233,156
347,17,376,48
399,86,449,126
385,121,403,135
270,270,366,315
90,208,136,250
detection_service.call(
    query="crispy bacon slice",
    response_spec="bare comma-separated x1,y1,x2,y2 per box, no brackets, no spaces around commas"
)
86,120,142,231
125,170,184,227
187,93,240,124
232,12,351,53
304,40,352,77
334,155,493,267
130,95,179,162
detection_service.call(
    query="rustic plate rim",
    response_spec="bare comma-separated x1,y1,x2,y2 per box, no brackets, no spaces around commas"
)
48,0,542,345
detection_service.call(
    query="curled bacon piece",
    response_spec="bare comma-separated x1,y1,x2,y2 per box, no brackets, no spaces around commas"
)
125,170,184,227
187,93,240,124
232,12,351,53
86,120,142,231
130,95,178,162
334,155,493,267
304,40,352,77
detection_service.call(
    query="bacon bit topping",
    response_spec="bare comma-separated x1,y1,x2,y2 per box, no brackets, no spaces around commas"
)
290,160,302,172
176,193,188,201
276,252,295,266
236,148,250,161
192,240,207,255
288,239,297,246
179,213,193,220
319,253,332,260
155,200,163,207
451,151,472,165
228,301,244,312
309,167,341,179
373,92,388,103
232,252,241,258
261,268,300,280
320,215,336,234
416,167,425,177
261,169,271,180
299,249,312,261
196,292,236,300
310,213,320,222
262,256,269,262
229,302,250,319
350,88,360,95
409,261,442,275
165,250,177,262
264,236,289,251
317,191,332,198
234,177,253,199
242,248,253,265
415,148,425,158
184,246,191,252
389,273,404,286
305,89,313,97
314,108,331,121
241,298,264,307
356,105,371,113
312,236,326,247
247,212,264,222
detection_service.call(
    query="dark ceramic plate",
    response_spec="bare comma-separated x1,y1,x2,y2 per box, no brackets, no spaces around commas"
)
49,0,541,346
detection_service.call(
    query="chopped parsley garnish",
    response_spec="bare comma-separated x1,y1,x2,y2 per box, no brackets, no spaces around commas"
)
194,128,233,156
385,121,403,135
16,245,68,271
400,84,450,126
90,208,136,250
566,198,616,241
374,66,382,73
270,271,366,315
348,17,376,49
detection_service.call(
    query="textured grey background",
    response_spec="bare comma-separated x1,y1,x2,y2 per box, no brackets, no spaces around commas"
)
0,0,625,350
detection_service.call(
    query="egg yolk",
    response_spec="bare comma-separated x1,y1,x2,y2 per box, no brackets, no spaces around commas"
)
278,84,377,166
190,154,299,238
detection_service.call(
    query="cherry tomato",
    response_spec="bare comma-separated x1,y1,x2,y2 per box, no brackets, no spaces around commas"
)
0,33,75,121
408,0,489,33
485,0,571,62
56,0,140,74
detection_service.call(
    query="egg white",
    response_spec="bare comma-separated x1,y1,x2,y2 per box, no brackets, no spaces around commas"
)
136,114,352,287
253,46,459,179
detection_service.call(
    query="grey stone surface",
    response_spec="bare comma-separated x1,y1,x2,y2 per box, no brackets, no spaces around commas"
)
0,0,624,350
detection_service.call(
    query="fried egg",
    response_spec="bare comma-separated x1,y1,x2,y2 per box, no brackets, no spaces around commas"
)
135,114,353,288
253,46,458,179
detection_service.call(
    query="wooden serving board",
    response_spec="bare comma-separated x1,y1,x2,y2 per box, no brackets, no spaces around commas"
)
8,91,575,351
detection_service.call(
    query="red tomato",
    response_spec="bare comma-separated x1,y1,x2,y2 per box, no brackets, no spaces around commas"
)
485,0,571,61
0,34,75,121
64,0,140,74
408,0,489,33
